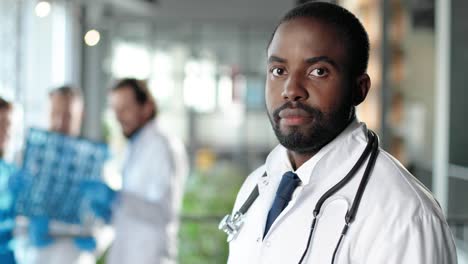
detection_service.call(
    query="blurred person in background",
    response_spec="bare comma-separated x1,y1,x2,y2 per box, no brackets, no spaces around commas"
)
48,86,83,137
0,97,13,160
224,2,456,264
103,78,188,264
0,97,17,264
19,86,98,264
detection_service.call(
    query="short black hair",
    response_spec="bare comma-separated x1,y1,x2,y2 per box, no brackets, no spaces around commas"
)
269,1,370,78
111,78,157,118
49,85,82,98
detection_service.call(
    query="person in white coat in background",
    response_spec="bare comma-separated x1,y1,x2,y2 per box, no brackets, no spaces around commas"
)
109,78,188,264
224,2,457,264
0,97,13,161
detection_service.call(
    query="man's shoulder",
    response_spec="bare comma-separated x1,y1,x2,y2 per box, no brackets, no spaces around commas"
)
366,150,446,221
138,121,184,152
130,122,187,172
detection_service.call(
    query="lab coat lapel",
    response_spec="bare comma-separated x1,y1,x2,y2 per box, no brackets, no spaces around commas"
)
300,147,360,263
262,120,367,241
259,144,334,240
309,124,368,198
256,173,272,240
301,123,369,262
259,145,292,240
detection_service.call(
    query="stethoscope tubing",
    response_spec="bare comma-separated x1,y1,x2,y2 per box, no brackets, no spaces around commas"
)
298,130,380,264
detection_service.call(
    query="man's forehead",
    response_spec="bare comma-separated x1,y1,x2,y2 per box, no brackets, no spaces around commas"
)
112,86,136,98
268,17,347,61
50,93,80,102
50,94,82,111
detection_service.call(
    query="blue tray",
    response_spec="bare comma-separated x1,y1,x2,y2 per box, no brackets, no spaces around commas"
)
14,128,109,224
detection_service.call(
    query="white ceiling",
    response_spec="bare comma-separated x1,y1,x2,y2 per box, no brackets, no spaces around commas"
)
93,0,297,24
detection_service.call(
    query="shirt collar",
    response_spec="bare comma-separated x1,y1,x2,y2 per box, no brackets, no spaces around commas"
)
264,118,364,186
128,118,157,145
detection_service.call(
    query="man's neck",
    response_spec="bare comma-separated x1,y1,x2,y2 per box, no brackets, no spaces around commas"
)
287,151,316,171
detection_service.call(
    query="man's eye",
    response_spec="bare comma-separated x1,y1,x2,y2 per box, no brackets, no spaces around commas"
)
310,68,328,77
270,67,286,77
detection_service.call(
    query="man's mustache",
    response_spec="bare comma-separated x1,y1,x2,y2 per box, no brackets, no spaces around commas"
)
272,102,322,120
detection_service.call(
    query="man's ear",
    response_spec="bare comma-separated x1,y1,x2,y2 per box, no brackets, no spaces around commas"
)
353,73,371,106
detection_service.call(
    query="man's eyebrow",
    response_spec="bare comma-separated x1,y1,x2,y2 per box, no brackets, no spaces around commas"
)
268,55,287,63
268,55,340,70
305,56,340,70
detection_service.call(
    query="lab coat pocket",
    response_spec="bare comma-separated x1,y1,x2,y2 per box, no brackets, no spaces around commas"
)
304,197,349,264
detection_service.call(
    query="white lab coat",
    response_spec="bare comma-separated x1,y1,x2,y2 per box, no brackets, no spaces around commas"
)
15,235,94,264
228,119,457,264
107,118,188,264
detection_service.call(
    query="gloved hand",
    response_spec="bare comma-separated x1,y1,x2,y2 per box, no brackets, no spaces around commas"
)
0,227,16,264
73,236,96,251
0,223,13,249
80,181,117,223
0,250,15,264
8,169,31,198
0,224,15,264
28,216,54,247
0,162,16,263
0,162,18,263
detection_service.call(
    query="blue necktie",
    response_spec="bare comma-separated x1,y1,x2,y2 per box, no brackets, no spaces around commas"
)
264,171,301,237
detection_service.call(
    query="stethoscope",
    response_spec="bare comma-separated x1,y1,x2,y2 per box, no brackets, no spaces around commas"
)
219,130,380,264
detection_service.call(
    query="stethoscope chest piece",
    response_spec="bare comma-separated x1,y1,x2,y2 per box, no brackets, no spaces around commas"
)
219,211,245,242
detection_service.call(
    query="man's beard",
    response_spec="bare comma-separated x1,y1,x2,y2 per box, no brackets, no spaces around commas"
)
268,101,353,154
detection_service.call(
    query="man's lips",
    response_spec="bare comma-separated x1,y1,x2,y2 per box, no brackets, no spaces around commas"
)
278,108,313,126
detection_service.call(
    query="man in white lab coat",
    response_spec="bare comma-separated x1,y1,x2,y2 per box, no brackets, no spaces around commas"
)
109,78,188,264
226,2,457,264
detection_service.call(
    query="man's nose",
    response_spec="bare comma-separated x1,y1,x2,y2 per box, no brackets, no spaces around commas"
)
281,74,308,102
